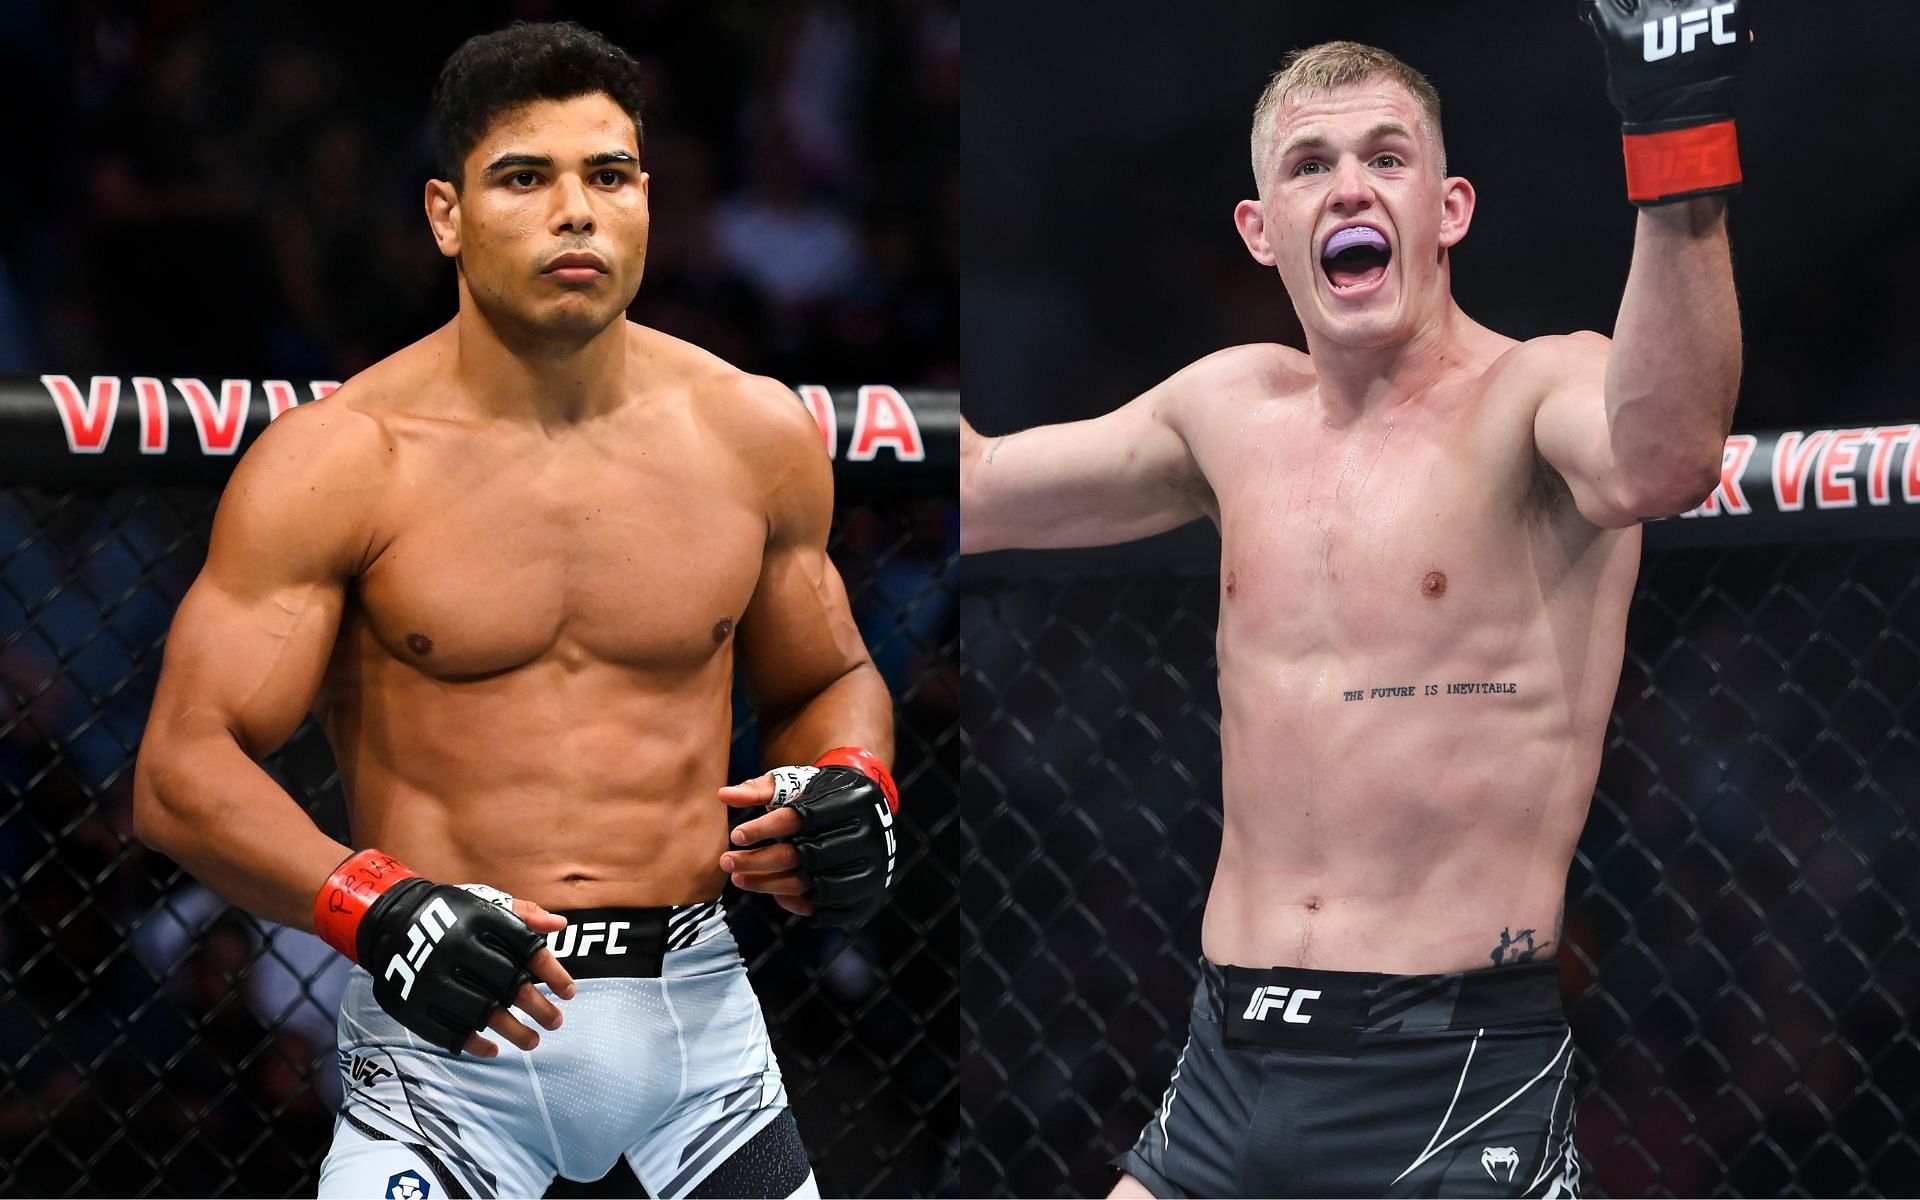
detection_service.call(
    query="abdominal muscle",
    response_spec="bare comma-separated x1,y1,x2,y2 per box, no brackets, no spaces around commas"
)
1200,641,1600,976
323,650,736,912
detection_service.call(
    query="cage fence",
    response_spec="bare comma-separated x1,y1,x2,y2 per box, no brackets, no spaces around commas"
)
960,517,1920,1199
0,383,959,1198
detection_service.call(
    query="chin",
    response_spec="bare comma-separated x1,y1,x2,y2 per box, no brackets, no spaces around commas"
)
1317,309,1405,350
1301,263,1394,338
541,305,625,342
496,291,627,346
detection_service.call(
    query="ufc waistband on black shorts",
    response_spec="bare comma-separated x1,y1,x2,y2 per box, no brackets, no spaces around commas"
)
1204,957,1564,1054
543,900,721,980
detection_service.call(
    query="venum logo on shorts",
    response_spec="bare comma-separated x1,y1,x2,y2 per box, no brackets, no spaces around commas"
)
547,920,631,958
1240,985,1321,1024
385,896,458,1000
1642,4,1737,61
386,1168,430,1200
1481,1146,1520,1182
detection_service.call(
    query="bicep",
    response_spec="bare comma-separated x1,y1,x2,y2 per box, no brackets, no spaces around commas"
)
734,538,874,716
729,378,886,724
965,390,1210,552
149,429,361,757
152,569,345,759
1530,336,1641,529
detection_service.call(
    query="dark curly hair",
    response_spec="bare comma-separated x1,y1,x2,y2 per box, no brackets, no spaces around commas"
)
431,21,645,187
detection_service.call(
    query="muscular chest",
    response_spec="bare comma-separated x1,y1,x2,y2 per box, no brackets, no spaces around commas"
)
354,431,764,677
1204,398,1539,648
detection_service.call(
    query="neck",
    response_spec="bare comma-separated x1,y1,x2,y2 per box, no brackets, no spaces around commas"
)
451,283,630,427
1302,294,1476,424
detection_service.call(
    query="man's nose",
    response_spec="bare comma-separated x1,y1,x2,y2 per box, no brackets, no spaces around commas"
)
1327,156,1375,212
550,174,596,235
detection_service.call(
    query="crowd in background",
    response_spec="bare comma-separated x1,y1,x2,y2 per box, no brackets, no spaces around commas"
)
0,1,956,387
0,1,957,1195
7,0,1920,1196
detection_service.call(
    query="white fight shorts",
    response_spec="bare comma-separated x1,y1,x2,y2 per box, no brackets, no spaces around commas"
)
318,901,817,1200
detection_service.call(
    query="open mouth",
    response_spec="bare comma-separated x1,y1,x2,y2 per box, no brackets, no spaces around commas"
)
1321,226,1391,292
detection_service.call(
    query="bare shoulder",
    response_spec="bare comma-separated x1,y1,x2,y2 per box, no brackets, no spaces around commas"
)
702,370,829,539
1488,330,1611,400
214,366,406,582
632,323,821,468
1171,342,1313,398
234,381,394,505
697,370,821,463
1164,342,1315,437
1227,340,1316,380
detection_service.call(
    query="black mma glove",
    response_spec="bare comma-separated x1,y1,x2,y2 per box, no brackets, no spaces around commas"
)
1580,0,1749,205
766,747,900,927
315,849,545,1054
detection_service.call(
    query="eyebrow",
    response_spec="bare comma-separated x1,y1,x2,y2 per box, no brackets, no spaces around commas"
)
1280,121,1417,163
482,150,639,175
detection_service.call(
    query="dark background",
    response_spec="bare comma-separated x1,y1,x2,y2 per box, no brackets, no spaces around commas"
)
0,0,957,386
962,2,1920,1197
965,0,1920,442
0,1,958,1196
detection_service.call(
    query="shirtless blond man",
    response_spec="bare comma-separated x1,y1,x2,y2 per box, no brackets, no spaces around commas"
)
963,9,1747,1196
133,23,900,1200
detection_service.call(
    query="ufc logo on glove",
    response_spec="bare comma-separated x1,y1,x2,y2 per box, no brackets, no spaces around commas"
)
1643,3,1737,61
1583,0,1748,204
385,896,458,1000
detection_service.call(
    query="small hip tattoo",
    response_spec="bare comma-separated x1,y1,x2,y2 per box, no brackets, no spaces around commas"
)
1490,927,1548,966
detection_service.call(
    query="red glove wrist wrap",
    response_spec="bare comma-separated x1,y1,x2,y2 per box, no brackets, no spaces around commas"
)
314,848,419,962
1621,120,1741,205
814,746,900,813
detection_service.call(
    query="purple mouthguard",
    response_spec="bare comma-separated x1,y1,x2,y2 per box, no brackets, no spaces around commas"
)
1323,226,1389,257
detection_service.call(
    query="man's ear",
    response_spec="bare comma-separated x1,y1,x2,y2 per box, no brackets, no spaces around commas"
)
1235,198,1276,267
425,177,461,259
1437,174,1475,251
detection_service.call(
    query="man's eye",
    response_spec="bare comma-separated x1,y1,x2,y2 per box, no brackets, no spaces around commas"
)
1375,154,1402,169
1296,161,1324,176
509,171,538,187
595,170,623,186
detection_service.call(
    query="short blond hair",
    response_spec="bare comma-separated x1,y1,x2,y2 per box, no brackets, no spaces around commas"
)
1250,41,1445,188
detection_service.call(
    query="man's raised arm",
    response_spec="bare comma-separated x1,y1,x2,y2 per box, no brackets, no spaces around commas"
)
1533,0,1749,525
960,358,1216,555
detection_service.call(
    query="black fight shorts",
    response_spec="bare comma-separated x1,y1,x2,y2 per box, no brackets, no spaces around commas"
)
1119,958,1582,1198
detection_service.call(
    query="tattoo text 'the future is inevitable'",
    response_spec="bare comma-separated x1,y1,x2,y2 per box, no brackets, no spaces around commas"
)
1340,681,1520,702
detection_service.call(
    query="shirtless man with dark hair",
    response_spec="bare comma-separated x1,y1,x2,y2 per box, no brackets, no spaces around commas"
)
134,22,897,1200
963,7,1748,1196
